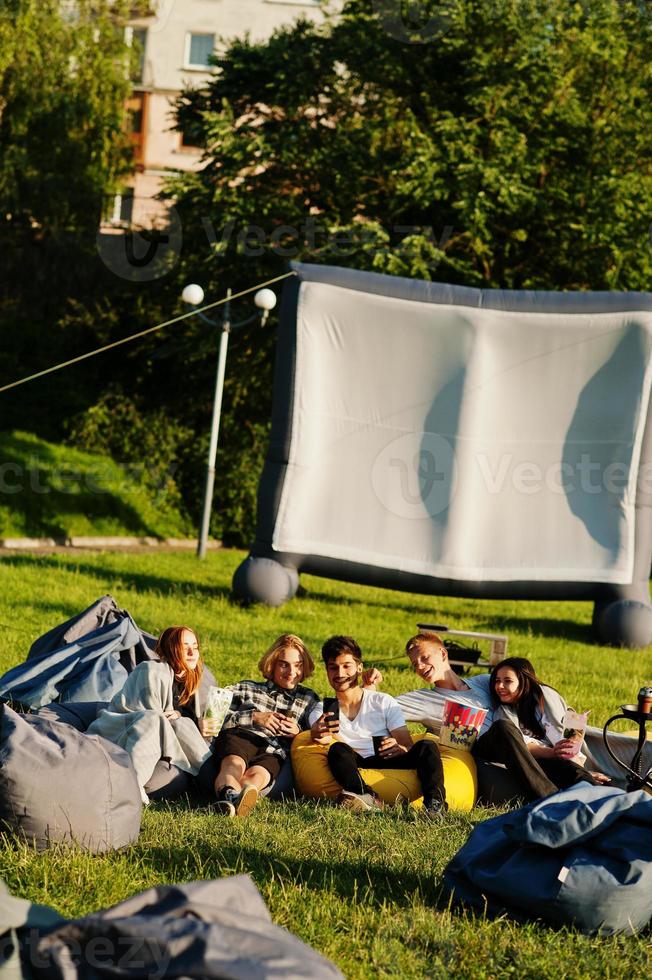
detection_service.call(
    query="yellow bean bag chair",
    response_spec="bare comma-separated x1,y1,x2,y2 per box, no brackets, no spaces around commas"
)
291,731,476,811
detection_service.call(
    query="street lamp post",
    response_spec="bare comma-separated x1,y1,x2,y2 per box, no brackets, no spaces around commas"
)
181,283,277,559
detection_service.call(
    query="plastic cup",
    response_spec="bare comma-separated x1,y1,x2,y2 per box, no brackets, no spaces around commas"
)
202,714,220,736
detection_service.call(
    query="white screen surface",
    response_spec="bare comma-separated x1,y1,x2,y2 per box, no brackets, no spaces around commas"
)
272,281,652,583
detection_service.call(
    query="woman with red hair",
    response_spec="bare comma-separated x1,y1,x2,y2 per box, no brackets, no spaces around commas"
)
89,625,213,803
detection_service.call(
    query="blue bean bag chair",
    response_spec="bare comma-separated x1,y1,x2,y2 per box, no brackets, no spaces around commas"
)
444,783,652,935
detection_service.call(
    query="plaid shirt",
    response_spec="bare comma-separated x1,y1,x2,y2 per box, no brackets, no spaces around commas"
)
223,679,319,759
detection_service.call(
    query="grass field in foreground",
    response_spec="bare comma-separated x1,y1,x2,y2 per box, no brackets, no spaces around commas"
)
0,548,651,978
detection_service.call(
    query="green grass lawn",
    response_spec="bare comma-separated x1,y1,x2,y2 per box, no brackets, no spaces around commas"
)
0,548,650,977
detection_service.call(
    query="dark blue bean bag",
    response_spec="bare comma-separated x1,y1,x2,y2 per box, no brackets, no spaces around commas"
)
444,783,652,935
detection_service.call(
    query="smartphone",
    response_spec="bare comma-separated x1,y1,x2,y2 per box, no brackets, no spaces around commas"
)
322,697,340,723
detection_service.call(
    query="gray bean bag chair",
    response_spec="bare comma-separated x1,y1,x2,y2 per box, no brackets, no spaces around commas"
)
476,760,523,806
35,686,222,805
33,702,199,803
0,596,157,709
34,700,109,731
2,875,342,979
264,756,296,801
0,703,141,852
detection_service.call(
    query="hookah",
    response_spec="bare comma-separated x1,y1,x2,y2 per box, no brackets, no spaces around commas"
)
602,686,652,791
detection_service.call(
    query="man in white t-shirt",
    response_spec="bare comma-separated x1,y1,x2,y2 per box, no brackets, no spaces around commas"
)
309,636,447,817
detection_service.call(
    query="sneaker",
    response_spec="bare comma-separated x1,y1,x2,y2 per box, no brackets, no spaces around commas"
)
214,799,236,816
234,783,259,817
422,798,449,821
213,787,238,817
338,790,384,813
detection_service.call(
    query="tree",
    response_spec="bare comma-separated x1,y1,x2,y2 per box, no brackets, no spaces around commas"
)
0,0,138,235
46,0,652,546
148,0,652,543
0,0,156,444
171,0,652,291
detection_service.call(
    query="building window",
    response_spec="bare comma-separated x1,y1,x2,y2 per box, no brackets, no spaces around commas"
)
185,33,215,70
180,121,201,150
131,28,148,83
125,25,148,82
106,188,135,227
126,94,144,135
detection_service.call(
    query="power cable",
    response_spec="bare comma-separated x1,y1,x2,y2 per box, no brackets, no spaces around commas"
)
0,270,296,395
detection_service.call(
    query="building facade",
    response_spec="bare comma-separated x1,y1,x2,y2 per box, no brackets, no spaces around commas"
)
114,0,329,228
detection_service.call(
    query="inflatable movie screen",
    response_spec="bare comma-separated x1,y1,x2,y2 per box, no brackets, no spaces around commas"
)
234,263,652,648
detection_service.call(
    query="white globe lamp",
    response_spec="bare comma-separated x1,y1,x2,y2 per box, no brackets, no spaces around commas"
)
181,283,205,306
254,288,277,312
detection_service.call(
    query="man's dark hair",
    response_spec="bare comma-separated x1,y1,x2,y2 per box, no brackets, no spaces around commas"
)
321,635,362,665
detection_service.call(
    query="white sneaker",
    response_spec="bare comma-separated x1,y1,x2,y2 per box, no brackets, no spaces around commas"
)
338,790,383,813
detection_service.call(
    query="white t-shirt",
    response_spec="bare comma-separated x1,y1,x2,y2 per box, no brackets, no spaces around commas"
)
309,690,406,758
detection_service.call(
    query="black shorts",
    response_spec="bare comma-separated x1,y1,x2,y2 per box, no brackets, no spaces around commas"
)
211,728,283,781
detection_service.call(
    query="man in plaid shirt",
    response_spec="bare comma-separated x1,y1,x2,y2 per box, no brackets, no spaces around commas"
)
223,677,318,758
198,633,319,817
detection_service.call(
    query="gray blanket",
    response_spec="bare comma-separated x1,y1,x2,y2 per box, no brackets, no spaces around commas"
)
88,661,212,803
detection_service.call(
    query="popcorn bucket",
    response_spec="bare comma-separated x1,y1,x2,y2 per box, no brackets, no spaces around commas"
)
439,700,487,750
